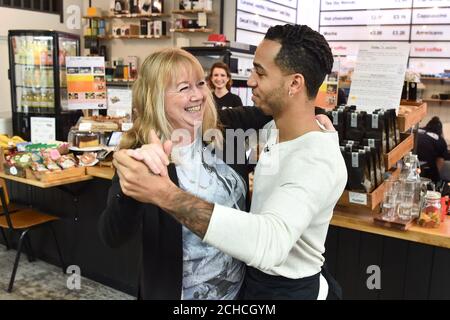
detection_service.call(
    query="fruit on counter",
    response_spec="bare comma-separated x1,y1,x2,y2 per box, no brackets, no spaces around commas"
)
418,205,441,228
0,134,26,149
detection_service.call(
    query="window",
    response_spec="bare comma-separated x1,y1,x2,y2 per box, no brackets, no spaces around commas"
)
0,0,62,16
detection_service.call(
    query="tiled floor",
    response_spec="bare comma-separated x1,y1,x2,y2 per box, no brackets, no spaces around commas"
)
0,244,134,300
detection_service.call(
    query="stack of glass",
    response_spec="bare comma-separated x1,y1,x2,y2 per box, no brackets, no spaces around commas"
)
381,153,423,221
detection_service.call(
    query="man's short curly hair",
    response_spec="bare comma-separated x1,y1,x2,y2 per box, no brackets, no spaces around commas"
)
265,24,334,99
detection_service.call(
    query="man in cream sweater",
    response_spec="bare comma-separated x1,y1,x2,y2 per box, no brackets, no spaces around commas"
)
113,24,347,299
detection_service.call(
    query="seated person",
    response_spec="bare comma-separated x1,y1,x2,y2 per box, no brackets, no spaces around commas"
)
417,116,450,183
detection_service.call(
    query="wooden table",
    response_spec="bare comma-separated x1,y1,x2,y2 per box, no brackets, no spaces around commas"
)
86,166,115,180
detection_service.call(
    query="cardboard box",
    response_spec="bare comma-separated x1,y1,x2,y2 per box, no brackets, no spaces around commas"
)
129,24,140,36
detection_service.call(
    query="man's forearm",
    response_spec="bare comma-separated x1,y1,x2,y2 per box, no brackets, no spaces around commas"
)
158,185,214,238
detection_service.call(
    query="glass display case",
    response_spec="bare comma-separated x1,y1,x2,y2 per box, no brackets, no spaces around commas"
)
8,30,81,141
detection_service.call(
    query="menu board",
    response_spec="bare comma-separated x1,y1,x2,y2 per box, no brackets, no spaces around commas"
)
315,61,340,109
66,56,107,110
319,0,450,74
348,43,410,112
321,0,413,11
236,0,299,46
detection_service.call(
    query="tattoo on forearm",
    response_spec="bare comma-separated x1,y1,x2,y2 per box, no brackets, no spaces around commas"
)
163,189,214,238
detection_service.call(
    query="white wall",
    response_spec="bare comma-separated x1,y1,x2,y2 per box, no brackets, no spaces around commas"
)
88,0,222,71
0,0,84,117
297,0,320,30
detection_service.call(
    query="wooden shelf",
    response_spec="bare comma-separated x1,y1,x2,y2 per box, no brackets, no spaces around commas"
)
106,80,135,86
421,77,450,81
337,168,401,212
170,28,213,33
84,13,168,19
384,133,414,169
172,10,213,14
398,102,427,132
97,35,170,40
423,98,450,104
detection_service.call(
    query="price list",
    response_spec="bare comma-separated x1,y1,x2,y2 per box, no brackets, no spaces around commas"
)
320,0,450,73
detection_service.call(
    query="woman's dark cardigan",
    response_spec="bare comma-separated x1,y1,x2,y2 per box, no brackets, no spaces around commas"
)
98,107,271,299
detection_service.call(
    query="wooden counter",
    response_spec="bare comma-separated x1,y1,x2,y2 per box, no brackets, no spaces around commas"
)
86,166,115,180
0,172,93,188
332,209,450,249
5,165,448,250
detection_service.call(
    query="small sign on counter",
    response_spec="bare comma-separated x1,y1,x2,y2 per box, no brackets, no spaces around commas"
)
349,191,368,205
30,117,56,143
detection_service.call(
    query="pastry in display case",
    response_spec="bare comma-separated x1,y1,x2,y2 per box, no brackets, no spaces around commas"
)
68,130,105,151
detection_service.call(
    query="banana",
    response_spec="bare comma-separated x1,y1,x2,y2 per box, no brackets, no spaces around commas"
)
12,136,25,143
0,135,10,143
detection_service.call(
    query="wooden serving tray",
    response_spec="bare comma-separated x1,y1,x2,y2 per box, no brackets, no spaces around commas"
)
373,214,415,231
27,166,86,182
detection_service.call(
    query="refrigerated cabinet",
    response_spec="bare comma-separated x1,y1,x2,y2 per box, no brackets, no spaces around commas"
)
8,30,81,141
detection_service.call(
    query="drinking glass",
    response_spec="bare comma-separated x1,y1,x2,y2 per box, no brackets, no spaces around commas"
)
397,191,414,221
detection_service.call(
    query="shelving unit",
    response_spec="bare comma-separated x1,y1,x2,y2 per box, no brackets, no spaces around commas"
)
337,102,427,216
172,9,213,14
83,12,170,46
84,13,169,19
170,28,213,33
170,2,216,46
423,98,450,105
97,35,170,40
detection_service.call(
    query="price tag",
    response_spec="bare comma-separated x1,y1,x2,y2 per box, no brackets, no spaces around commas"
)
79,122,92,131
332,111,338,125
351,113,357,127
352,152,359,167
372,114,379,129
349,192,368,205
122,123,133,131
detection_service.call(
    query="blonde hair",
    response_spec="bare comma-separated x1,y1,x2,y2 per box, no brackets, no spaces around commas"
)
120,48,221,149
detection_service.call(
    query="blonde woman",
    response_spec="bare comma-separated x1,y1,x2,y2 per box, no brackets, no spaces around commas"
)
99,48,271,300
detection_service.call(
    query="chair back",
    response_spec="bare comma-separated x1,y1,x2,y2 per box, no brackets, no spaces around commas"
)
0,178,10,206
0,185,14,230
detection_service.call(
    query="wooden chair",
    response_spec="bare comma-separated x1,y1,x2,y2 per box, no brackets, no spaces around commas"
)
0,184,65,292
0,178,25,250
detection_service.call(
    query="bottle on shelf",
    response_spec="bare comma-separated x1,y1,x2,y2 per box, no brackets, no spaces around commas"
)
46,69,52,87
47,91,55,108
40,67,47,87
33,67,41,87
20,88,29,108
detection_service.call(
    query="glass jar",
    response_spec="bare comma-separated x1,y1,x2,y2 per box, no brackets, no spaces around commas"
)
418,191,441,228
